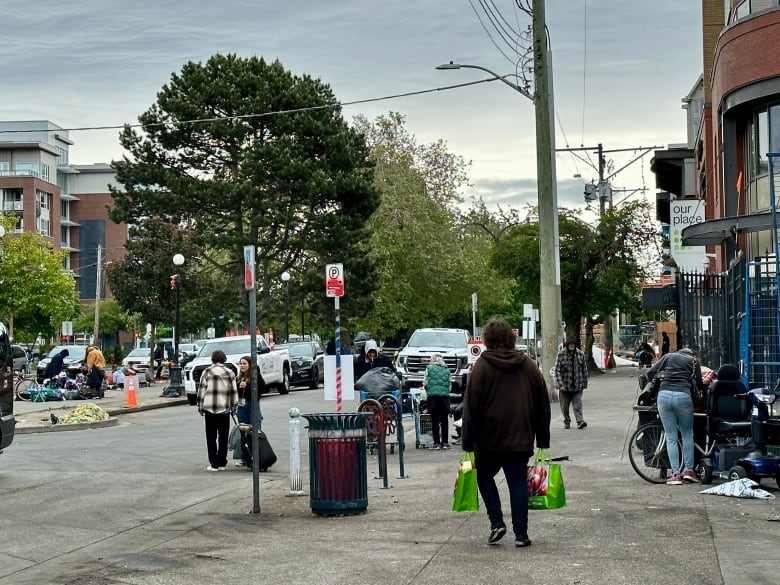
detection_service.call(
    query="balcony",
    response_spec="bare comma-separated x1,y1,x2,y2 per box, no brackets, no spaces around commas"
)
2,201,24,212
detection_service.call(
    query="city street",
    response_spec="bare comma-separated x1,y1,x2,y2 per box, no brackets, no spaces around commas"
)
0,368,778,585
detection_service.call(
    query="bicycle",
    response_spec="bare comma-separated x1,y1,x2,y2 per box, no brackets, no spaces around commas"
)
15,376,64,402
628,418,681,483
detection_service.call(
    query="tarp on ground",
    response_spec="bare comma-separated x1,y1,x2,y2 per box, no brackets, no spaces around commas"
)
699,478,776,500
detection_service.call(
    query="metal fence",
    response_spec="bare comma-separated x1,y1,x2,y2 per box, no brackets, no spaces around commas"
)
675,255,745,374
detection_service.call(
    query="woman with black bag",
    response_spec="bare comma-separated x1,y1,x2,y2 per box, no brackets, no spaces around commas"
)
646,347,705,485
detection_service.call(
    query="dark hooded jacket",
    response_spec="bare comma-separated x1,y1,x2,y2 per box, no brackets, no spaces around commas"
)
44,349,69,379
462,349,551,454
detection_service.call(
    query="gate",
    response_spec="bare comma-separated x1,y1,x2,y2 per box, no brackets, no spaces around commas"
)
675,254,745,374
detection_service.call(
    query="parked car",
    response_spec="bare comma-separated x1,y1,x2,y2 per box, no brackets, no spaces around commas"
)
10,344,28,374
36,345,88,382
122,347,153,370
275,341,324,389
178,343,199,366
1,322,15,453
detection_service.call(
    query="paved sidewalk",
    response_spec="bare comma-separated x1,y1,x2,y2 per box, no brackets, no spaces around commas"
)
7,365,780,585
12,381,187,433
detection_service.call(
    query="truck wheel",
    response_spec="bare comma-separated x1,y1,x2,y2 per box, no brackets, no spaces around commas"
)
277,369,290,395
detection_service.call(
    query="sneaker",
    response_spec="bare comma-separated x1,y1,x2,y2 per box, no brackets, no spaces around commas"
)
488,525,507,544
235,460,247,467
515,535,532,548
429,444,441,450
441,443,451,450
682,469,700,483
206,465,222,472
666,474,683,485
563,423,570,429
577,421,587,429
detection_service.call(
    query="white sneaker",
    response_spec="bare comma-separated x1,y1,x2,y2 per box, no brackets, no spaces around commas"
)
206,465,222,472
235,460,247,467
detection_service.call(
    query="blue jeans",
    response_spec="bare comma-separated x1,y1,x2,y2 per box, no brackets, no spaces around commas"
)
657,390,694,473
475,451,531,538
237,400,263,430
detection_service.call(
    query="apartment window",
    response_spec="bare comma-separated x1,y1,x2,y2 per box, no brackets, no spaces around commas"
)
757,109,769,176
41,163,50,182
56,146,69,166
0,162,8,176
2,188,23,212
36,190,51,237
61,226,70,248
60,199,70,221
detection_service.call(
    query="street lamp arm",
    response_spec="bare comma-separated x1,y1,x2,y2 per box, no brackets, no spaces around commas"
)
436,62,534,102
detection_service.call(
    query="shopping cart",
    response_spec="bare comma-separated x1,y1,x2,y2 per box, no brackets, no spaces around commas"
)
409,389,432,448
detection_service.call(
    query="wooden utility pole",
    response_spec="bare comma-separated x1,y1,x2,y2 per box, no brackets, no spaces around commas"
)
533,0,562,384
93,243,102,347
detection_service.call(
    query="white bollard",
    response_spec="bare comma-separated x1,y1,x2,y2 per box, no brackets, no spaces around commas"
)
288,407,305,496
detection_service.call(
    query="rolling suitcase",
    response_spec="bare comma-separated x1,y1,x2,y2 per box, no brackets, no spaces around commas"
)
240,426,277,471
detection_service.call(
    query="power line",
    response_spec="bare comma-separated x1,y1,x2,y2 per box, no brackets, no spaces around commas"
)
0,77,509,136
469,0,524,67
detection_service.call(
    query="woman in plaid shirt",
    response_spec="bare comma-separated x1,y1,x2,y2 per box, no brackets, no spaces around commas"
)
197,349,239,471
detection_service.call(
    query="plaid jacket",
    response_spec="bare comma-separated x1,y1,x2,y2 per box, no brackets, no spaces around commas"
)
553,348,588,392
197,362,239,414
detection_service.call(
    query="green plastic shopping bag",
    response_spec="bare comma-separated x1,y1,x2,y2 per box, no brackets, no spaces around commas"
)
452,451,479,512
527,448,566,510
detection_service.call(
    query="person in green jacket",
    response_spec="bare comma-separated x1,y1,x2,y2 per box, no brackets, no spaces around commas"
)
423,354,451,450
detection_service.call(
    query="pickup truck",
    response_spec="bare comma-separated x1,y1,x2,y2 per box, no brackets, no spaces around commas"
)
0,322,15,454
183,334,291,405
395,328,471,396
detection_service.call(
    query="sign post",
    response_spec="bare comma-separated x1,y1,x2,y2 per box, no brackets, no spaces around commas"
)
326,263,345,412
244,245,261,514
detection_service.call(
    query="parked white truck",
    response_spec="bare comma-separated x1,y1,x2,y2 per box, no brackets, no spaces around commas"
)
395,328,471,396
183,334,291,405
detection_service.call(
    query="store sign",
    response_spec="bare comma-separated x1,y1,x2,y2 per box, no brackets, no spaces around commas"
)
670,199,707,272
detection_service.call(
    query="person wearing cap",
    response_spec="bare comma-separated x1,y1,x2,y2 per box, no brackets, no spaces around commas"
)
646,347,705,485
553,335,588,430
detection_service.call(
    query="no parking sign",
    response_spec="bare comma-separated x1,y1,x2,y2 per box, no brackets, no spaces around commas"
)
468,340,485,364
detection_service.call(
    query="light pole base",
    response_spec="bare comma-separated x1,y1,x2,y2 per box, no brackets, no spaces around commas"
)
161,365,184,397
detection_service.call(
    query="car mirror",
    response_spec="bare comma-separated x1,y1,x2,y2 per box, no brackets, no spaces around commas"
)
258,346,270,354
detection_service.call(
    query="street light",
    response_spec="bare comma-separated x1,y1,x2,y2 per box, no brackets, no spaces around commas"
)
281,271,290,343
165,253,185,397
437,51,562,385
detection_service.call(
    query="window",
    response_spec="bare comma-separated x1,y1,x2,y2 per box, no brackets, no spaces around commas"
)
36,190,51,236
41,163,50,182
0,162,8,176
757,109,769,176
2,188,23,212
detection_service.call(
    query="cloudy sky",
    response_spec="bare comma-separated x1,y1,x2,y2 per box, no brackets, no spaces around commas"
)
2,1,702,214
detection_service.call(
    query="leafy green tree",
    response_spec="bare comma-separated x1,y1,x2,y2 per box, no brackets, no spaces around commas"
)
108,54,378,327
74,299,134,344
0,218,79,339
353,113,511,338
490,201,657,362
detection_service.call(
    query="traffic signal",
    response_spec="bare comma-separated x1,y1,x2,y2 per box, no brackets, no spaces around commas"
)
170,274,178,290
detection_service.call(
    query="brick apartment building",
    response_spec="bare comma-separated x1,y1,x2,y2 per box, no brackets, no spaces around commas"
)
0,120,126,302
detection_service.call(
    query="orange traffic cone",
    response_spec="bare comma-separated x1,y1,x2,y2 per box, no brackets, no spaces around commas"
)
126,375,139,408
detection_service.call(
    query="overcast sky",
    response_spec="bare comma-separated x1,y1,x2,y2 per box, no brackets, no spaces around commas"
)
2,1,702,214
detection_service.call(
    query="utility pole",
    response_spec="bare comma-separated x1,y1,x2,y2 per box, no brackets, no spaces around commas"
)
533,0,562,385
93,243,102,347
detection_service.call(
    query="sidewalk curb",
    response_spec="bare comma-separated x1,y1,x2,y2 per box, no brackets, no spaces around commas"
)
14,398,189,434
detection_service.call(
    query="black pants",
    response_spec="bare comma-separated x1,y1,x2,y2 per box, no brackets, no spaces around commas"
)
427,395,450,446
87,368,105,398
204,411,230,468
155,360,163,379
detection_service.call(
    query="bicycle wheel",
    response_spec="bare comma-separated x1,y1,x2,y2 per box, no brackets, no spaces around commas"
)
15,376,35,401
628,422,677,484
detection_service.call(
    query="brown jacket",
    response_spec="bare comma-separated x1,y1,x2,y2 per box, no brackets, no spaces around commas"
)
86,346,106,371
462,349,551,454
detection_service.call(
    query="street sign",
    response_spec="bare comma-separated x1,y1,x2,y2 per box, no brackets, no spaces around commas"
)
243,245,256,291
62,321,73,337
325,263,344,297
467,339,485,364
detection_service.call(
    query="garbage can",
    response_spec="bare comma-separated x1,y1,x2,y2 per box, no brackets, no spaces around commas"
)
302,413,369,516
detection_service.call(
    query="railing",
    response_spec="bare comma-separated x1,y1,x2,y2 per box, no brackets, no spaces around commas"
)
2,201,23,212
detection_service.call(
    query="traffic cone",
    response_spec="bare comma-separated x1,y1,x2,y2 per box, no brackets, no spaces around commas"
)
126,375,139,408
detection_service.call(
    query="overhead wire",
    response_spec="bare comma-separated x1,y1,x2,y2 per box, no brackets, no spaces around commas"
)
468,0,523,67
0,77,515,136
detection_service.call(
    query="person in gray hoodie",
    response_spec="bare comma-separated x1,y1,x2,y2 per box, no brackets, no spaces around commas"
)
462,316,551,548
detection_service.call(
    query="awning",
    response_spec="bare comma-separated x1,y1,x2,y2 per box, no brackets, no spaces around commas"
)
681,212,775,246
